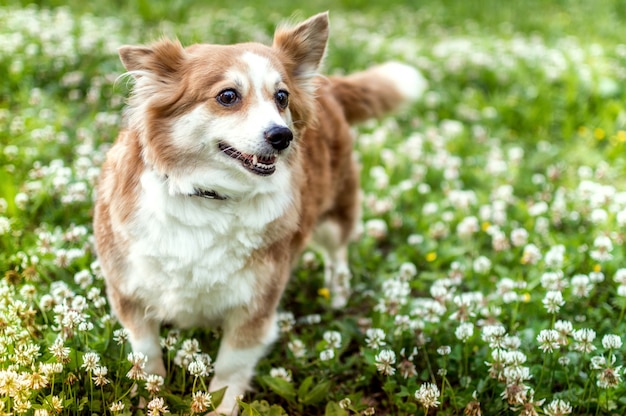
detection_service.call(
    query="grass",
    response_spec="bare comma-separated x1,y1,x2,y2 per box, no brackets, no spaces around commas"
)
1,0,626,415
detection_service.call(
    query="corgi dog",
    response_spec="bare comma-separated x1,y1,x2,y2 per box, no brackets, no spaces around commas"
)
94,12,425,415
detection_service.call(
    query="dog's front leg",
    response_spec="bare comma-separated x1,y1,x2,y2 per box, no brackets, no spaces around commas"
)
107,286,166,377
209,306,278,416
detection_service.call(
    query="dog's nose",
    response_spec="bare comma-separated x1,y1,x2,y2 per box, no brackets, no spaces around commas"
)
264,126,293,151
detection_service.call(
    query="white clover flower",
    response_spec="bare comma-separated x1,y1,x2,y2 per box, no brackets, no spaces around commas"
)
190,391,213,413
541,271,567,291
544,245,566,268
554,320,573,340
398,262,417,280
276,312,295,333
288,339,306,358
590,208,608,224
537,329,560,353
597,366,623,389
457,216,479,238
319,349,335,361
269,367,292,382
323,331,342,349
455,322,474,342
73,270,93,289
542,291,565,314
529,201,548,216
510,227,529,247
590,235,613,262
145,374,164,395
0,216,10,235
187,360,207,377
590,355,607,370
589,271,604,283
573,328,597,353
374,349,396,375
382,278,410,306
481,325,507,349
415,382,440,409
365,328,387,349
437,346,451,356
472,256,491,274
146,397,168,416
613,269,626,285
521,243,542,265
14,192,29,209
81,352,100,372
503,365,532,384
126,351,147,380
364,219,388,240
570,274,592,297
544,399,572,416
602,334,622,350
503,335,522,350
504,350,527,367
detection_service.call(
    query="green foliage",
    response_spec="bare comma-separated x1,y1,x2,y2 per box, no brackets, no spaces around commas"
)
1,0,626,415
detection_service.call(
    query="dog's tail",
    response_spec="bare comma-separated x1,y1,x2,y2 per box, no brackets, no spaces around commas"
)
329,62,427,124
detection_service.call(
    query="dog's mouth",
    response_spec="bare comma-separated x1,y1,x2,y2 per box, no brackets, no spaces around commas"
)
218,142,277,176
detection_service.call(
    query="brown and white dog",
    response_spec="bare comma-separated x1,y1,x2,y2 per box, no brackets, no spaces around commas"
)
94,12,425,415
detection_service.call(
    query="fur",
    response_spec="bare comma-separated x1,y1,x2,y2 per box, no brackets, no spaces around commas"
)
93,12,426,415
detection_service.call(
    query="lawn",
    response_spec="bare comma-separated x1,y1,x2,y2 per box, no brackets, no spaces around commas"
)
1,0,626,414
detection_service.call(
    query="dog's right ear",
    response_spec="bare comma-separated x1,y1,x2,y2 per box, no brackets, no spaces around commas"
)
119,39,186,79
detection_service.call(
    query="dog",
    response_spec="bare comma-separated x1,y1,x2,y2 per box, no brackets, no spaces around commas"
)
94,11,425,415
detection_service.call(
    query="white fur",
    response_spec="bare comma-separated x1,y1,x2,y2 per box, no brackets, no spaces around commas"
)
312,221,351,308
209,316,278,415
121,169,293,328
374,61,428,102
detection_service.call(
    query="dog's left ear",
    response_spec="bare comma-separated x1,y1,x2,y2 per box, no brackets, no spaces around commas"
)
273,12,329,89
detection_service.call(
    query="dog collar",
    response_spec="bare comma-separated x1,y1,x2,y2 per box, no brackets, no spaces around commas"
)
161,174,228,201
189,188,228,200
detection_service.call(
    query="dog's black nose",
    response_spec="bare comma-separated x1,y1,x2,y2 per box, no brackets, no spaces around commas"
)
264,126,293,151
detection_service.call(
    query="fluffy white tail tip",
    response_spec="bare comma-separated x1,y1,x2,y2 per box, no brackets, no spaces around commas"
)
377,61,428,102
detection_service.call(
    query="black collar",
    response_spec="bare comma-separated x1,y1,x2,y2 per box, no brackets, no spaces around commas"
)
162,175,228,201
189,188,228,200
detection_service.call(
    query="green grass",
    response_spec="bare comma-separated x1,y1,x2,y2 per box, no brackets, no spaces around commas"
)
1,0,626,415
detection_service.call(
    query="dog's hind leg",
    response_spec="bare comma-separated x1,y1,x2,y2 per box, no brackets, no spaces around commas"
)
313,220,353,309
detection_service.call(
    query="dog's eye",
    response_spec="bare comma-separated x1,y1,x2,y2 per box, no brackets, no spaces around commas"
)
275,90,289,110
217,89,240,107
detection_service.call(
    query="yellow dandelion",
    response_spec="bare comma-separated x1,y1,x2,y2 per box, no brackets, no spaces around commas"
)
318,287,330,299
594,128,606,140
481,221,491,232
522,293,531,303
594,264,602,273
426,252,437,262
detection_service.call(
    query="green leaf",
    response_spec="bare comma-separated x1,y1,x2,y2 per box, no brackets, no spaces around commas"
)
297,375,314,399
210,386,228,409
300,380,331,405
240,401,263,416
325,401,348,416
261,375,297,402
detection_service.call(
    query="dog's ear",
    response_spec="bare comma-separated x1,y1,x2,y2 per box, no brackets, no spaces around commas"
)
119,39,186,79
273,12,329,89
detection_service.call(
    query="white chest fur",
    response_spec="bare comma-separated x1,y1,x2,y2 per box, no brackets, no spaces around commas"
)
121,170,292,328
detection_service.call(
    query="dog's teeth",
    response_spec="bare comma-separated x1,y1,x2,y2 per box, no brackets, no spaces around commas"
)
253,155,258,166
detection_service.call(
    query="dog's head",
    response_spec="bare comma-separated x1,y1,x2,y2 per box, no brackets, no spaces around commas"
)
119,13,329,196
